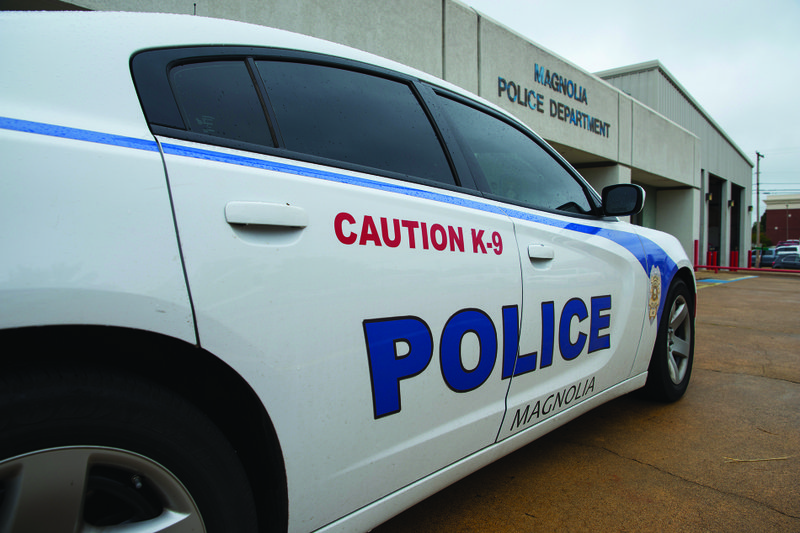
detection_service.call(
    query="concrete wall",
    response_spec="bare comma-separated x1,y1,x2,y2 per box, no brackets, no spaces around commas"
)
616,93,634,168
631,102,698,188
71,0,446,76
475,16,622,165
582,165,632,193
657,188,702,257
443,0,478,93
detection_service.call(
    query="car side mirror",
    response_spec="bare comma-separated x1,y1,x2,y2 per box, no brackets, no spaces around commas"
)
602,184,645,217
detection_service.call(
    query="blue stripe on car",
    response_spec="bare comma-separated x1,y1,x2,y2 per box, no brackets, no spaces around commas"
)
1,116,678,318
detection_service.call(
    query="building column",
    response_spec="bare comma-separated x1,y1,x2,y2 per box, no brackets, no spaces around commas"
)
656,188,700,262
720,180,731,266
699,170,707,266
580,164,632,190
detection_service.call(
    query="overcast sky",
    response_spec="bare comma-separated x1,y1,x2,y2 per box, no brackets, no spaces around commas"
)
463,0,800,210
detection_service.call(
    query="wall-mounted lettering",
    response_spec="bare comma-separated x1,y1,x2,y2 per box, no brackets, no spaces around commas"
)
497,76,611,139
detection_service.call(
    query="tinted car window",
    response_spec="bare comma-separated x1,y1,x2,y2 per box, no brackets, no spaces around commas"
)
436,96,592,214
257,61,454,185
170,61,272,146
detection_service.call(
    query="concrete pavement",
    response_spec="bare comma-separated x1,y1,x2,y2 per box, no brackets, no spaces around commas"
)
374,272,800,532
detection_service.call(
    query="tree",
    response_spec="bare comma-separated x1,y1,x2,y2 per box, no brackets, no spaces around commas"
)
752,212,772,248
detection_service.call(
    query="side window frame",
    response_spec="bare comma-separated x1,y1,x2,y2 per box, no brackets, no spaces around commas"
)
131,46,477,194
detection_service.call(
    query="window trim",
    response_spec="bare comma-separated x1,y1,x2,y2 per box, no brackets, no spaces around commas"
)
131,46,473,193
132,46,607,217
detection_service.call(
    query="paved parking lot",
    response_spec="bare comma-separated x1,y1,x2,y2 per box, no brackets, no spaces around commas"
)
375,272,800,532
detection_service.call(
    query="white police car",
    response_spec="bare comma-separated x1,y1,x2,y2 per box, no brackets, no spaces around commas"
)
0,11,695,533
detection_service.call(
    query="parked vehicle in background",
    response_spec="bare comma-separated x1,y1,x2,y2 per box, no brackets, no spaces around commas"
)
752,247,777,267
773,253,800,270
775,245,800,257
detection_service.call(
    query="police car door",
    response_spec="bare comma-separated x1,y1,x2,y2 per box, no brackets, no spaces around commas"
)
432,94,649,442
134,51,521,529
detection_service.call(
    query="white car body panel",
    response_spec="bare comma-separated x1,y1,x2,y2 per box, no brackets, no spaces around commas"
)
627,225,696,376
159,137,522,528
0,11,695,533
500,209,650,439
318,374,647,533
0,122,194,342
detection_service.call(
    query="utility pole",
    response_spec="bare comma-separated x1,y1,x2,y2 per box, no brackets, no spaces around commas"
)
755,151,764,266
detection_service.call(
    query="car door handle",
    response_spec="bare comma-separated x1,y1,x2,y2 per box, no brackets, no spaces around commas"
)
528,244,554,260
225,202,308,228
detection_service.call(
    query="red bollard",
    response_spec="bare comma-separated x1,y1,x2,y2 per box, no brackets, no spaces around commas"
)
730,251,738,270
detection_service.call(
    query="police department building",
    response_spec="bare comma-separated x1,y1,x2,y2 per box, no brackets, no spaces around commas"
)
43,0,754,265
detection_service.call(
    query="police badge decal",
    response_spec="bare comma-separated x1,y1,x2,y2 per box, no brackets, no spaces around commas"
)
648,266,661,322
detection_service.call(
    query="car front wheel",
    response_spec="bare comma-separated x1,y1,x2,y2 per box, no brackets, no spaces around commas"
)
643,278,695,402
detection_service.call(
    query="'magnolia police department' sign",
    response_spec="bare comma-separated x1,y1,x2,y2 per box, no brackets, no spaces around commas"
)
498,63,612,138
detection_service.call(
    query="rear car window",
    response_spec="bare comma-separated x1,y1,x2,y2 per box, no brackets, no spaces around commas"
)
170,61,273,146
256,61,454,185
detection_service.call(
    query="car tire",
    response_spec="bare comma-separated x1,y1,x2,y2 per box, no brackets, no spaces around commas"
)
0,367,259,533
643,278,694,402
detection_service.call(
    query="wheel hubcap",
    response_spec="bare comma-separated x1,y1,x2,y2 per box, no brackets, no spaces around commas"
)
666,294,691,385
0,446,205,533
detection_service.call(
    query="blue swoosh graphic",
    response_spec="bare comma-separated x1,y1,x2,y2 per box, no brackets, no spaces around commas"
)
2,116,679,319
0,116,159,152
